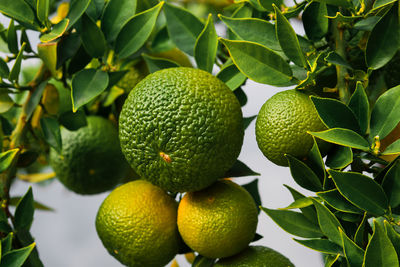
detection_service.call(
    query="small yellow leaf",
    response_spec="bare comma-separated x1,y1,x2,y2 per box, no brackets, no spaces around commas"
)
17,172,56,183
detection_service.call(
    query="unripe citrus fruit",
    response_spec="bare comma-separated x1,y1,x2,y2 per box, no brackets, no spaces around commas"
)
49,116,128,194
119,67,244,192
96,180,181,267
177,180,258,258
214,245,295,267
255,89,326,166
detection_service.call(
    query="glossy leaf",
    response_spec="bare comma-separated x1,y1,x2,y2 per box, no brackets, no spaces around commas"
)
313,0,352,7
2,233,13,255
164,2,204,56
363,220,399,267
354,16,380,31
0,0,38,27
382,160,400,208
115,2,163,58
274,5,307,68
66,0,91,30
40,18,69,43
261,207,323,238
286,154,322,192
317,189,363,214
294,238,343,255
14,187,34,231
325,51,353,70
306,138,325,179
8,43,26,82
302,1,328,41
71,69,109,112
348,82,369,135
284,185,318,223
279,197,313,210
7,20,18,54
219,39,293,86
101,0,137,42
326,145,353,169
354,212,369,247
37,0,49,25
0,58,9,78
329,170,388,216
219,15,280,50
194,14,218,73
59,110,87,131
216,63,246,91
0,243,35,267
142,53,179,73
40,117,62,153
224,160,260,178
384,220,400,259
310,128,370,151
382,139,400,155
192,255,214,267
366,4,399,69
311,96,361,133
311,198,344,245
370,85,400,140
81,14,106,58
242,179,261,213
325,254,340,267
0,149,19,173
243,115,256,130
38,42,60,78
26,81,47,120
339,228,365,267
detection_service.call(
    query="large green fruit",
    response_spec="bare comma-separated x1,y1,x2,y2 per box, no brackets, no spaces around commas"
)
119,67,244,192
50,116,129,194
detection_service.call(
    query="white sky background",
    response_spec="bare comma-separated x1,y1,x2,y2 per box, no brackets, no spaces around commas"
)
1,2,324,266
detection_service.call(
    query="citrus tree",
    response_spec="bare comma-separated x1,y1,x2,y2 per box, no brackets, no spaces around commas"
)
0,0,400,266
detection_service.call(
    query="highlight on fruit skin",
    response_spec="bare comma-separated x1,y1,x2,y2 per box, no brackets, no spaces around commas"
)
177,180,258,259
95,180,182,267
255,89,326,166
119,67,244,192
214,245,295,267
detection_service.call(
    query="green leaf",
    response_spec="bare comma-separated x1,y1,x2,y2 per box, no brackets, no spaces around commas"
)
274,5,307,68
39,18,69,43
101,0,137,42
324,254,340,267
0,149,19,173
85,0,105,21
192,255,214,267
1,233,13,255
366,4,399,69
302,1,329,41
317,189,363,214
7,20,18,54
164,2,204,56
142,53,179,73
194,14,218,73
219,15,281,51
115,2,163,58
0,58,9,78
294,238,343,255
310,128,370,150
219,39,293,86
382,139,400,155
80,14,106,58
363,220,399,267
0,93,14,114
382,160,400,208
14,187,34,231
370,85,400,140
71,69,109,112
329,170,388,216
36,0,49,25
311,96,361,133
279,197,313,210
0,243,35,267
313,0,352,7
311,198,344,246
326,145,353,169
339,228,365,267
261,207,323,238
0,0,38,28
59,110,87,131
224,160,260,178
243,115,256,130
286,154,323,192
354,16,380,31
284,185,318,223
306,138,326,179
40,117,62,153
324,51,353,70
25,81,46,120
216,63,246,91
373,0,397,9
354,212,369,247
242,179,261,213
384,220,400,258
348,82,369,135
8,43,26,82
67,0,91,30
